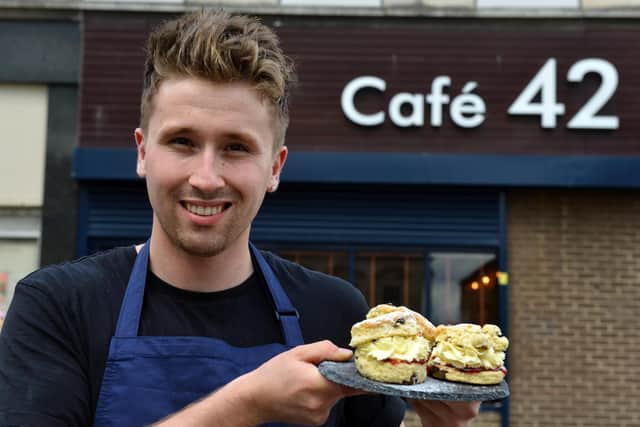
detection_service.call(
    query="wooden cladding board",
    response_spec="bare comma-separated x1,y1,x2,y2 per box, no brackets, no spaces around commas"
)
80,14,640,155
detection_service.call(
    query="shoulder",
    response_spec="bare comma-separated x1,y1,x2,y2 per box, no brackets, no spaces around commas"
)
18,245,137,305
260,250,369,346
0,247,136,426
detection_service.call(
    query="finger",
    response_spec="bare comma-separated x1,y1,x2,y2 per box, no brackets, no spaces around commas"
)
408,399,479,426
446,401,481,420
338,385,370,397
294,340,353,365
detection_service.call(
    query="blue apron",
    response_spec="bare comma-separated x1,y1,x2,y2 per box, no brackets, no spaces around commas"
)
93,241,306,427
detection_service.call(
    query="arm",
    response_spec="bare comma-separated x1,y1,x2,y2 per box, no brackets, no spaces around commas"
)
404,400,481,427
153,340,362,427
0,281,92,426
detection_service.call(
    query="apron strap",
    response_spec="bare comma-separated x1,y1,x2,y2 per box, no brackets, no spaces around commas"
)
114,240,305,347
249,243,305,347
115,240,150,337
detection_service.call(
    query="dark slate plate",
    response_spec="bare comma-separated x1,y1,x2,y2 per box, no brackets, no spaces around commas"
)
318,361,509,401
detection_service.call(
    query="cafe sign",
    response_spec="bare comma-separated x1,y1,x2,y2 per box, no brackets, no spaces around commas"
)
341,58,619,130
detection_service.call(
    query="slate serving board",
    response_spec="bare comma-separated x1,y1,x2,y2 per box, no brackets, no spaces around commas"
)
318,361,509,401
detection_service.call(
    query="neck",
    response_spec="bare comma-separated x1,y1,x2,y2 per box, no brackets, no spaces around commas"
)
146,231,254,293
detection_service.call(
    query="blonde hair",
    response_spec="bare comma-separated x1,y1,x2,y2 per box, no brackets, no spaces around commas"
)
140,9,295,151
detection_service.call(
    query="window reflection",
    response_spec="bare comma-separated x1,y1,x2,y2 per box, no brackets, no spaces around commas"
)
354,254,424,312
277,248,499,327
429,252,498,325
279,250,349,281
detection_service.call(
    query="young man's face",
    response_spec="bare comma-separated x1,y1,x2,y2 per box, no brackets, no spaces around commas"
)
135,77,287,257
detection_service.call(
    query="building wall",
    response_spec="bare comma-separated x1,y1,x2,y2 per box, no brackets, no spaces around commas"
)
507,189,640,426
0,19,81,269
0,84,48,312
9,0,640,15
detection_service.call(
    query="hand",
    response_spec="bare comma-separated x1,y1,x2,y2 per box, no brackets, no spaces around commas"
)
242,340,363,426
408,399,481,427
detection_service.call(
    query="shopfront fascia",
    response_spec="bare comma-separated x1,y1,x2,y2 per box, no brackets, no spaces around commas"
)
73,13,640,426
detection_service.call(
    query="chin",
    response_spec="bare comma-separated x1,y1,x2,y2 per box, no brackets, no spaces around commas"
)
176,237,227,257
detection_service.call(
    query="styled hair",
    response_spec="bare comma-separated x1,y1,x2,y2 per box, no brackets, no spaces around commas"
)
140,9,295,151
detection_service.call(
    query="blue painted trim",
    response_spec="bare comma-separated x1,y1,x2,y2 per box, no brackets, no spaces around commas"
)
283,152,640,188
73,148,139,181
73,147,640,188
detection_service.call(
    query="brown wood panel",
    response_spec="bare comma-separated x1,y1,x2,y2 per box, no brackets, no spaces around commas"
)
80,13,168,148
79,13,640,156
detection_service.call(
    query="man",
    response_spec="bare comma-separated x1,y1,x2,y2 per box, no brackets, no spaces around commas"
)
0,10,480,426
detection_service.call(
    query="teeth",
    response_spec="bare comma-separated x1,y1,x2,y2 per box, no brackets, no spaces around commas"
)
186,203,224,216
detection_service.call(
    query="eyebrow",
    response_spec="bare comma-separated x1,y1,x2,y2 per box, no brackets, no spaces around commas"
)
157,123,260,145
157,125,195,138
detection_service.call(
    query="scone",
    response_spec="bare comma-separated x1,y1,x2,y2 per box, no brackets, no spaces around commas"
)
350,304,435,385
428,323,509,385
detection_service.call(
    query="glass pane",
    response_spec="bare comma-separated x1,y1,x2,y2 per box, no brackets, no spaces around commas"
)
279,251,349,281
429,252,498,325
354,255,373,305
375,256,405,307
409,257,425,314
355,253,424,313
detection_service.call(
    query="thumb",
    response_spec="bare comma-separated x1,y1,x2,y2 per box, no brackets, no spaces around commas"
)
294,340,353,365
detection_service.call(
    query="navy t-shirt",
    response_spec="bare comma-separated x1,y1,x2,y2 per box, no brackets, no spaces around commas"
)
0,246,405,426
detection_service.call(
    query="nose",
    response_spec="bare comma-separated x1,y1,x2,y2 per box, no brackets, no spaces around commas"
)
188,149,225,193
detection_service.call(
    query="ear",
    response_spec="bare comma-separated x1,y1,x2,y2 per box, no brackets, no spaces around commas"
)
268,146,288,193
134,128,146,178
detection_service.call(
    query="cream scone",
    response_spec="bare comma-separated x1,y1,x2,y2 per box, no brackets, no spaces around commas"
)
350,304,435,385
428,323,509,385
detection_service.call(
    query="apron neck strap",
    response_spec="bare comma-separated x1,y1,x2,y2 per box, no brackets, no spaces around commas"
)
115,241,305,346
249,242,304,346
115,240,150,338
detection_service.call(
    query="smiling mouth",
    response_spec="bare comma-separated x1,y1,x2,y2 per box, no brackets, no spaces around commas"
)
183,202,230,217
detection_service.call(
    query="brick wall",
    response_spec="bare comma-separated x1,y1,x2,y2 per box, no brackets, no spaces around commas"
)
507,189,640,426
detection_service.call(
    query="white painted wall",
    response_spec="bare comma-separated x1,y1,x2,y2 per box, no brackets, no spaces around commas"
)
477,0,579,7
583,0,640,6
281,0,381,6
0,85,48,207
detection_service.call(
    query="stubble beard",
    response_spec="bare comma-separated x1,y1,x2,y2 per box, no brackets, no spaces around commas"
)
169,221,235,258
176,230,227,257
158,205,252,258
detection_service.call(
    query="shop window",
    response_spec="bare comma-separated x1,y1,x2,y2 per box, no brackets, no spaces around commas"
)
279,248,499,326
429,252,499,326
279,250,350,280
355,253,424,311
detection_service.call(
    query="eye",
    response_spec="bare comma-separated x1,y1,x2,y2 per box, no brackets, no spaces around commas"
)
225,142,250,153
170,137,194,147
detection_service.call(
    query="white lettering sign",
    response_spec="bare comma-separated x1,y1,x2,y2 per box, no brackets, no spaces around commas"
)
341,76,386,126
342,75,486,128
341,58,619,130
